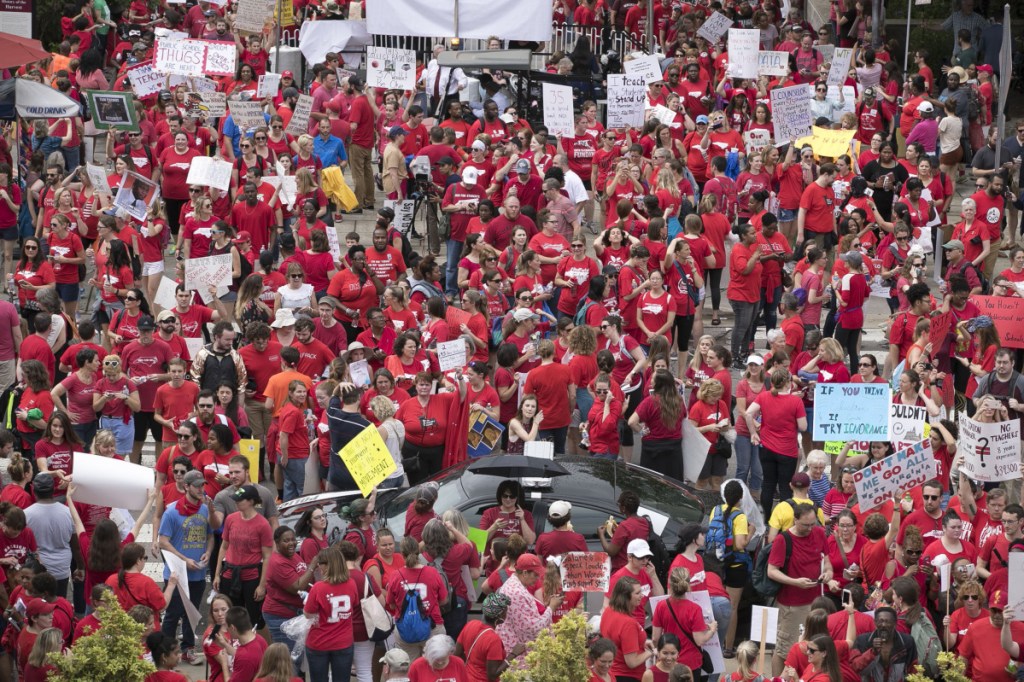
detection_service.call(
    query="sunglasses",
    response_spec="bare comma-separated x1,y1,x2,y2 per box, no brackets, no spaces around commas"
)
963,594,980,600
162,317,176,323
190,188,203,193
240,144,252,149
197,404,215,409
904,548,922,555
173,469,188,474
272,124,283,129
571,244,584,249
291,274,303,279
518,295,532,301
485,256,498,261
24,245,37,251
922,494,940,500
127,133,140,138
600,324,611,330
501,493,517,499
177,433,192,440
103,360,120,366
125,296,140,302
806,647,820,654
858,362,873,367
595,388,609,394
255,136,267,141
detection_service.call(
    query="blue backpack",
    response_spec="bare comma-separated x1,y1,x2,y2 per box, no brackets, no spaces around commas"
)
705,505,747,566
395,580,432,644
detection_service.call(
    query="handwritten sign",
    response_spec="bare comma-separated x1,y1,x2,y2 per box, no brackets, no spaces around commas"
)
744,128,772,156
559,552,610,592
812,383,890,441
623,54,663,86
770,84,812,143
285,94,313,136
349,359,371,387
203,40,237,77
697,11,732,43
85,164,111,194
185,91,226,119
958,414,1021,482
853,440,937,512
889,403,929,451
184,254,232,291
827,47,854,87
444,305,471,330
383,199,415,233
154,38,205,76
542,82,574,138
436,339,467,373
337,424,397,495
229,100,266,131
127,62,166,98
971,295,1024,348
233,0,274,32
366,46,416,90
186,156,232,192
795,126,857,158
757,51,790,76
257,72,281,98
606,74,647,128
727,29,760,78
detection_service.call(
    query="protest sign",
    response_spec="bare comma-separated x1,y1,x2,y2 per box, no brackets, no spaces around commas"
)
542,82,574,138
188,91,226,118
559,552,610,592
114,172,159,221
1009,553,1024,620
795,127,857,159
257,72,282,98
338,424,397,495
154,277,178,310
203,40,237,77
366,46,417,90
234,0,274,32
824,440,870,457
751,605,779,644
697,11,732,43
87,91,138,131
72,452,153,509
285,94,313,136
744,128,772,156
229,100,266,130
191,76,219,94
524,440,555,459
826,85,857,116
445,305,472,330
85,164,111,194
686,591,726,674
185,254,233,291
154,38,205,76
888,403,929,451
958,414,1021,482
812,383,890,441
727,29,760,78
127,62,166,98
817,44,835,64
971,295,1024,348
384,199,416,233
827,47,854,86
650,104,678,127
682,418,709,482
468,411,504,457
852,440,937,512
770,84,812,143
757,51,790,76
186,156,232,191
436,339,467,372
623,54,663,86
349,359,371,387
238,439,260,481
606,74,647,128
161,550,202,628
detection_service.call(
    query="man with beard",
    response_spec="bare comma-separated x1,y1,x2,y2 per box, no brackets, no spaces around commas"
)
469,99,510,147
850,607,918,680
485,195,539,250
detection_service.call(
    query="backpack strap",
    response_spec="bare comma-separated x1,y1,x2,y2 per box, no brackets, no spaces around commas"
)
465,625,495,660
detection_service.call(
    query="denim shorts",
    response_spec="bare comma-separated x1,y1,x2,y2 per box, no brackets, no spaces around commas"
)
777,207,798,222
99,416,135,453
56,282,79,302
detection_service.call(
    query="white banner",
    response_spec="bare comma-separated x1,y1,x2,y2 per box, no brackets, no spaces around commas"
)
366,0,552,41
606,74,647,129
366,46,417,90
186,157,233,192
827,47,854,87
541,82,574,138
852,440,937,513
154,38,205,76
72,452,153,509
185,254,233,291
770,84,812,144
727,29,760,78
623,54,663,86
958,414,1021,482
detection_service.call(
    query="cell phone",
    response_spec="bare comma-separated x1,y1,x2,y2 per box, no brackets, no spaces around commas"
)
842,589,852,606
210,623,221,638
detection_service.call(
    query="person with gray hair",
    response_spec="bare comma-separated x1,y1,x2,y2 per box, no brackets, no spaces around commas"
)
409,634,467,679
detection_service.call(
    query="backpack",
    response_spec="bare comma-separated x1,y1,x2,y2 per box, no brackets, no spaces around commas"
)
422,554,456,616
642,515,672,586
672,261,701,308
573,298,597,327
751,531,792,600
963,260,990,295
705,505,743,564
909,613,940,678
395,581,432,644
964,84,981,122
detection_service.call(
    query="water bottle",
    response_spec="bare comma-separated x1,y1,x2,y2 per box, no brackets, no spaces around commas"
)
579,423,590,450
305,409,315,440
5,275,13,298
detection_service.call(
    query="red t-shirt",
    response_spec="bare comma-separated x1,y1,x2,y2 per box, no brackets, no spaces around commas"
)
600,607,647,680
122,338,173,411
457,619,505,682
153,382,200,441
278,402,311,460
752,391,806,457
304,578,361,650
726,242,762,303
158,147,201,201
395,392,457,447
799,182,835,234
230,636,268,682
523,362,573,429
769,526,828,606
222,512,273,581
48,231,84,284
385,565,448,625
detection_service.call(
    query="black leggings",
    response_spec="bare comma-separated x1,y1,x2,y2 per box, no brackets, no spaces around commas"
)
674,313,695,352
706,268,723,311
834,326,861,375
164,198,187,238
760,447,799,519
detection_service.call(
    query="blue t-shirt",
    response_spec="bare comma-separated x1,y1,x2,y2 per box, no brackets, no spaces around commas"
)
327,398,369,491
223,112,272,158
313,134,347,168
158,499,211,582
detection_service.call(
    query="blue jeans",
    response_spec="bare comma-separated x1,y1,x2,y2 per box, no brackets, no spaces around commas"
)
62,146,81,173
711,595,732,650
575,387,594,427
281,457,306,502
264,611,302,676
760,283,783,332
306,645,353,682
162,579,206,649
734,434,763,494
72,421,98,451
445,238,463,298
99,416,135,454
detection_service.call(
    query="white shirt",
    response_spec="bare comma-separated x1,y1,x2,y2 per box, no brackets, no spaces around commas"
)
418,58,468,97
562,169,588,205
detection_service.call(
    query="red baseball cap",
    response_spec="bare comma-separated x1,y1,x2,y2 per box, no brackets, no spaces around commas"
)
234,231,252,244
282,70,294,78
27,598,56,619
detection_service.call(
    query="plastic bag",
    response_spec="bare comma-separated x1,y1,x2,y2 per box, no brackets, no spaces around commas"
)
281,614,313,661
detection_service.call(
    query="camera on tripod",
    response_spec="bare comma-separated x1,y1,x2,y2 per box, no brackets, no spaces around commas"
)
408,155,436,201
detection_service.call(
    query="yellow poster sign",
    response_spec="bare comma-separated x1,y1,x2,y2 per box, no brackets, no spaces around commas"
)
796,127,857,159
275,0,295,28
238,439,261,480
337,424,396,495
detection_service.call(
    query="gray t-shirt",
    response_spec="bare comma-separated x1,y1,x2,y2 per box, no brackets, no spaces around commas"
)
24,502,74,580
213,483,279,523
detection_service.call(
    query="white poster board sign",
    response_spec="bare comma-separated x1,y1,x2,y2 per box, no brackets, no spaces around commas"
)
85,164,111,194
770,84,813,144
127,62,166,98
697,11,732,43
285,94,313,136
757,51,790,76
827,47,854,86
852,440,937,512
185,156,233,192
541,82,574,138
750,605,780,643
682,418,710,482
202,40,237,77
888,403,929,452
184,254,233,291
383,199,416,233
436,339,467,372
256,73,282,98
154,38,205,76
623,54,663,86
349,359,371,387
1008,552,1024,620
606,74,647,129
727,29,760,78
366,46,417,90
154,276,179,310
161,550,202,628
685,590,725,674
229,100,266,131
72,452,153,509
958,414,1022,482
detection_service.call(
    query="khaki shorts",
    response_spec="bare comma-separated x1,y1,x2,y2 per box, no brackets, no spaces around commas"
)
775,603,812,661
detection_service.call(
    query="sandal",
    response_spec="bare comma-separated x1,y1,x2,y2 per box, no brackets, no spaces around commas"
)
711,316,721,326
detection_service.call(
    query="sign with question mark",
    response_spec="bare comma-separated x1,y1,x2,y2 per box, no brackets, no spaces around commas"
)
958,413,1021,482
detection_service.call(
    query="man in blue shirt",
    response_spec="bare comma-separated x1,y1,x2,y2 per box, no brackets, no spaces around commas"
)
313,117,348,169
158,468,218,664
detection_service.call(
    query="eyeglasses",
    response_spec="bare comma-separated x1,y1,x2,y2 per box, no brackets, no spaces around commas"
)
922,494,940,500
103,360,120,366
896,236,909,241
127,133,140,138
255,136,267,141
595,388,609,395
816,88,827,92
858,362,873,367
240,144,252,149
197,404,215,409
605,135,616,140
806,647,821,655
311,514,325,521
837,523,856,529
291,274,304,279
173,468,188,474
485,256,498,261
501,493,517,500
45,174,58,179
190,188,203,193
571,244,584,249
518,295,532,301
963,594,980,600
904,548,923,555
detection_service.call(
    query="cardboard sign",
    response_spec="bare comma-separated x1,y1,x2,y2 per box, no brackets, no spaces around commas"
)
888,403,929,451
852,440,937,512
234,0,274,32
184,254,233,291
229,100,266,131
770,84,813,144
971,295,1024,348
436,339,467,372
757,51,790,76
85,164,111,194
727,29,760,78
154,38,206,76
812,383,890,441
606,74,647,129
257,72,282,98
623,54,663,86
958,414,1021,482
827,47,854,86
186,156,233,192
559,552,610,592
366,46,417,90
127,62,166,98
337,424,397,495
541,82,574,138
468,411,505,458
697,11,732,43
203,40,237,77
285,94,313,136
383,199,415,232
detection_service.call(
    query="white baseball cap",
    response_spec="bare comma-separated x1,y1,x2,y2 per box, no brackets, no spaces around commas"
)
627,539,653,558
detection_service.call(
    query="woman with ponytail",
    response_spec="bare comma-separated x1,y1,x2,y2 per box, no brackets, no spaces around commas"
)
106,542,178,616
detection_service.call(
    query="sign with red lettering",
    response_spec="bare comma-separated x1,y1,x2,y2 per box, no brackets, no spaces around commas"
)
971,295,1024,348
852,440,937,512
559,552,610,592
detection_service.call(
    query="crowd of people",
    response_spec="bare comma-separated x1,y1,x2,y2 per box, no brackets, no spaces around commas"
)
0,0,1023,679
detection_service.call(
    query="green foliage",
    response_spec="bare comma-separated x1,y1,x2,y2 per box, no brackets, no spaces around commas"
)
46,602,156,682
905,651,971,682
501,610,590,682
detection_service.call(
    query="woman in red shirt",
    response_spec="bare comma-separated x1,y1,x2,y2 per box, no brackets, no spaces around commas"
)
628,370,686,481
690,379,731,490
327,245,385,343
107,542,176,614
834,251,870,374
745,369,808,518
263,527,315,663
145,631,190,682
726,223,764,367
157,131,201,239
12,237,54,327
600,577,655,681
47,213,86,321
385,537,449,655
394,372,466,485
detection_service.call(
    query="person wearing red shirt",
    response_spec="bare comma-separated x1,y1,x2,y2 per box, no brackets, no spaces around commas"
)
216,486,274,632
529,220,572,287
797,163,838,249
897,479,946,551
960,589,1024,682
834,251,871,374
364,225,407,284
560,117,598,185
224,605,269,682
746,372,809,518
727,223,764,367
600,577,655,681
156,133,202,239
301,547,362,680
277,382,311,502
327,246,385,339
237,324,282,447
523,341,573,454
442,171,488,298
456,594,511,682
230,183,277,254
628,370,686,480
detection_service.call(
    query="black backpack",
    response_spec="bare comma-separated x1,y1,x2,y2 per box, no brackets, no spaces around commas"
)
642,515,672,586
751,532,793,600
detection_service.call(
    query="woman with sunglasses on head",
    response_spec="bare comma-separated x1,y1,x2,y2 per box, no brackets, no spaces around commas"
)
93,353,141,457
13,236,55,333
